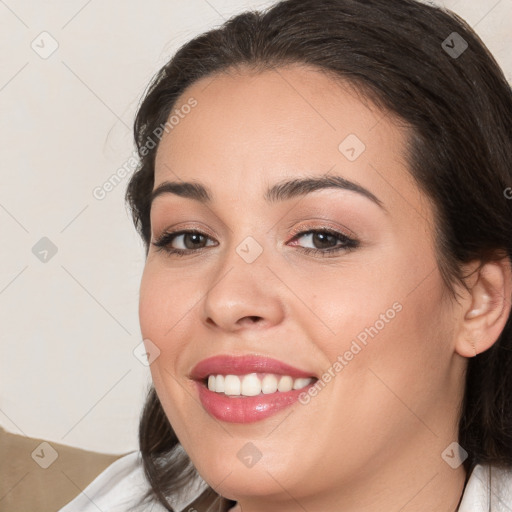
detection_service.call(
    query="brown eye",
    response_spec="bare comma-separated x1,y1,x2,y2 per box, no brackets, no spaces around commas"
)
152,230,217,256
308,232,339,249
290,229,359,254
180,233,208,249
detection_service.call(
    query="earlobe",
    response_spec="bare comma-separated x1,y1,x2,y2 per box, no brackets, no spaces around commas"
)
455,257,512,358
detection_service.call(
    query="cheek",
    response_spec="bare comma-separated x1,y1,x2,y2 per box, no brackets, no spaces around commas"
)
296,261,401,355
138,262,198,350
138,266,197,434
311,242,452,396
341,269,454,416
138,265,191,396
139,263,165,336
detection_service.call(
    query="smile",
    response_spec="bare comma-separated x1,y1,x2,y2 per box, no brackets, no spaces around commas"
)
190,354,318,423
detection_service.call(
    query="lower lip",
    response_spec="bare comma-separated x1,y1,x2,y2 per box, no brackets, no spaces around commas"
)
194,380,315,423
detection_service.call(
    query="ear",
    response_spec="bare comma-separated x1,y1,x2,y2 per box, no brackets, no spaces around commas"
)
454,256,512,358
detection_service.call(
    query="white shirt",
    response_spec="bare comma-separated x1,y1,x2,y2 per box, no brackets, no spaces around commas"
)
58,451,512,512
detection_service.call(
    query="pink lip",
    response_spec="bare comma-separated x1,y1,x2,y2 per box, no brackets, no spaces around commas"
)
189,354,316,381
194,382,315,423
189,355,317,423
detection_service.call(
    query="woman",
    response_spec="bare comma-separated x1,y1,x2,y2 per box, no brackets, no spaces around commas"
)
59,0,512,510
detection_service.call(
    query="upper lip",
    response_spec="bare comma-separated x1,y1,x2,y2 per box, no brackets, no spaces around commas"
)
189,354,317,381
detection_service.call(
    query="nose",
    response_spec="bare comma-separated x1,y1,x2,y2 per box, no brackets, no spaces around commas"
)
202,246,286,333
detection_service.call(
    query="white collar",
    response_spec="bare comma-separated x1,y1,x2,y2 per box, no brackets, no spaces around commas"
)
57,452,512,511
458,464,512,511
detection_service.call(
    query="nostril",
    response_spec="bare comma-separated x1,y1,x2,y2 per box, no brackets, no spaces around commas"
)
236,315,263,326
237,316,264,327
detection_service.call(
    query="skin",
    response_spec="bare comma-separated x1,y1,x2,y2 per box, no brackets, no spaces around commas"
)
138,64,512,511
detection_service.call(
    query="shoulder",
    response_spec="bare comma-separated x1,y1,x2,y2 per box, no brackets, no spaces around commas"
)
56,450,207,512
56,451,156,512
459,463,512,511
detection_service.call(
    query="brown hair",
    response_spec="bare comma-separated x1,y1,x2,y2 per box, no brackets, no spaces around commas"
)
125,0,512,510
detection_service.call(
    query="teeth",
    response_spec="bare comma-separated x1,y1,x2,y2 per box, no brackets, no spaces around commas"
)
224,375,241,395
261,374,278,394
292,377,312,390
215,374,225,393
206,373,314,396
277,375,293,392
241,373,261,396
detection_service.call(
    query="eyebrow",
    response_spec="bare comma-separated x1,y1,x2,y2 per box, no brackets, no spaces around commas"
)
150,174,385,211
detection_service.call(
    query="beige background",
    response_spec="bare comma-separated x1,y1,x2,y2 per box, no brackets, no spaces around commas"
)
0,0,510,455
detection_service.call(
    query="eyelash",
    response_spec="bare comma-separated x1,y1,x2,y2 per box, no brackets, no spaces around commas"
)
152,227,359,258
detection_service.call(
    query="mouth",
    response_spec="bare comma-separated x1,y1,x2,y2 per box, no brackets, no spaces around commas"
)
189,354,319,422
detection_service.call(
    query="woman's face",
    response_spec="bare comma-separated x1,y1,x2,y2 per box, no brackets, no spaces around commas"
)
139,65,467,507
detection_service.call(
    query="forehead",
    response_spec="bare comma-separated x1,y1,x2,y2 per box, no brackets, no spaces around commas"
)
155,64,395,170
153,64,428,220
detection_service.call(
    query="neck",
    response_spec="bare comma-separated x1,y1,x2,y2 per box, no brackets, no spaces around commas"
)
226,440,468,512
